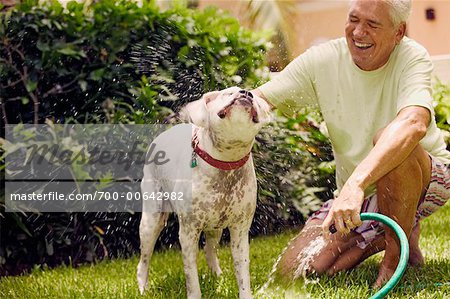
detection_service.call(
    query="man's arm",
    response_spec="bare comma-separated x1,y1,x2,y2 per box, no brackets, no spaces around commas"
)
347,105,430,191
322,105,431,234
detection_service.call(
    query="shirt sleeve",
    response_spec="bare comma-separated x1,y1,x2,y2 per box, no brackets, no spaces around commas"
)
397,50,434,115
258,50,317,118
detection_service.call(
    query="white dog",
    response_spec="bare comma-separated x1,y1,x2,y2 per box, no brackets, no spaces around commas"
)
137,86,271,299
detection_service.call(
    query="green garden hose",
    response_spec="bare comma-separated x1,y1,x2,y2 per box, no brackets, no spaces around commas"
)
360,212,409,299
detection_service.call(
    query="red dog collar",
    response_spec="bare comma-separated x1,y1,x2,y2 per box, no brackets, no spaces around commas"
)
191,129,250,171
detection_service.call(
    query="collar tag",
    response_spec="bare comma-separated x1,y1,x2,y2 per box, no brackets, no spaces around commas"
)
191,151,198,168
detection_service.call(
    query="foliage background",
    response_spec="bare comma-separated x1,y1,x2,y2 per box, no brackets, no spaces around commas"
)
433,80,450,148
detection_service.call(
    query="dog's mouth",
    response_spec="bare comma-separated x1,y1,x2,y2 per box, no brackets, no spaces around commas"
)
217,96,258,123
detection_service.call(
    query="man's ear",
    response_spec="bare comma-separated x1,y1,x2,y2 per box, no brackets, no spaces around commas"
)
179,91,220,127
395,22,406,44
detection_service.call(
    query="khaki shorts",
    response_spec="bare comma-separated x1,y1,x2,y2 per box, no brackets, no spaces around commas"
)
307,156,450,249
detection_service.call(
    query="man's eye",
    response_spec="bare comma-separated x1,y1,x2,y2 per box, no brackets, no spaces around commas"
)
349,18,358,22
368,23,378,29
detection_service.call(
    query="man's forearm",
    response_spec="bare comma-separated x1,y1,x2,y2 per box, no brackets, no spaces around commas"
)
346,106,430,191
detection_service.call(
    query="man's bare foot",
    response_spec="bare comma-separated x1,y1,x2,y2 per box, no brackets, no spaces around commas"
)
373,246,423,288
373,223,425,288
373,263,396,288
408,223,425,267
408,247,424,266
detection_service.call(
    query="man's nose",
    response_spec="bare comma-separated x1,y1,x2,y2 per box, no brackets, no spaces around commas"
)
353,23,367,37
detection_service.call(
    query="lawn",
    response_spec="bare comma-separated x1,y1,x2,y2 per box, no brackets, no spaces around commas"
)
1,204,449,299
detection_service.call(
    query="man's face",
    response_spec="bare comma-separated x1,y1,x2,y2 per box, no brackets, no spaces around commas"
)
345,0,405,71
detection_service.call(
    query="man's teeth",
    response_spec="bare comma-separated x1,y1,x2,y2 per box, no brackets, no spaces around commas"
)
355,41,372,48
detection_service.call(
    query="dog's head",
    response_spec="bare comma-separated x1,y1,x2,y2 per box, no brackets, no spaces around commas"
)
180,86,271,143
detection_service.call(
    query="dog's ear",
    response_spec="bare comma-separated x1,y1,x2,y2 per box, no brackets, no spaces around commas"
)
178,91,220,127
202,90,221,104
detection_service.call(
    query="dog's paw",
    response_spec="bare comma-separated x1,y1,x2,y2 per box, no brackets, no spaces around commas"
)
137,278,147,295
137,263,148,295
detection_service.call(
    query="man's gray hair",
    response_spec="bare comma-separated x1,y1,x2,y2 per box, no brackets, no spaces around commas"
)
383,0,412,26
349,0,412,26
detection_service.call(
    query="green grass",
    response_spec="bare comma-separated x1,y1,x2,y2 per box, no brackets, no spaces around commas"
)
1,204,449,299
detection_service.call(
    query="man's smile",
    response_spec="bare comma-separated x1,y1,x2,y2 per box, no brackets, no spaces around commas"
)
354,40,374,50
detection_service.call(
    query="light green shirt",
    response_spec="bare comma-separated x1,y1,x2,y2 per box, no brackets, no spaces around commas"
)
259,37,450,193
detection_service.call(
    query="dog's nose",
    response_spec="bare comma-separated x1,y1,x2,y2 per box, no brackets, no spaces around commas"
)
238,90,254,99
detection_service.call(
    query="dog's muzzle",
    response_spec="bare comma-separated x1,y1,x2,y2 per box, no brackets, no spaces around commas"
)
217,90,258,122
238,89,254,99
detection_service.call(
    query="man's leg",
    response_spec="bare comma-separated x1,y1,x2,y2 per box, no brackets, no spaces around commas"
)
277,148,430,282
408,223,424,266
277,212,424,280
277,218,367,278
328,222,423,275
373,131,431,287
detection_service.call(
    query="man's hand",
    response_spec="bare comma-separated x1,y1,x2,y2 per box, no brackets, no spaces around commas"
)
251,88,275,109
322,182,364,236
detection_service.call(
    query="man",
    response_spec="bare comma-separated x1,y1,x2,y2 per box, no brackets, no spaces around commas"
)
252,0,450,287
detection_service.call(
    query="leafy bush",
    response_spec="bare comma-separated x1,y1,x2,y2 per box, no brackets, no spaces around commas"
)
252,111,334,233
0,0,269,125
433,81,450,148
0,0,333,276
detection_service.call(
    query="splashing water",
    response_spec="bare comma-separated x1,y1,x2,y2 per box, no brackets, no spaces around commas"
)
293,235,326,281
256,246,285,296
256,226,328,297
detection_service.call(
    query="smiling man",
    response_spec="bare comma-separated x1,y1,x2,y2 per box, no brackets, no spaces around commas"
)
253,0,450,287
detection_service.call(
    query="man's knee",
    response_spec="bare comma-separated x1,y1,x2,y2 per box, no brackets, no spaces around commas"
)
373,127,431,190
378,146,430,190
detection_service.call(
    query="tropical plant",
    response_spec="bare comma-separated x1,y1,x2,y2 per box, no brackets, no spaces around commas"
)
241,0,298,70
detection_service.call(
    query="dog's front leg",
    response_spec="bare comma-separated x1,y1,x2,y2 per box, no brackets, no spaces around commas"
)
230,225,253,299
179,223,202,299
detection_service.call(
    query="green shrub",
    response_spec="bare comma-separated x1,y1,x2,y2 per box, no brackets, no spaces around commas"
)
252,111,334,232
0,0,269,124
433,81,450,147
